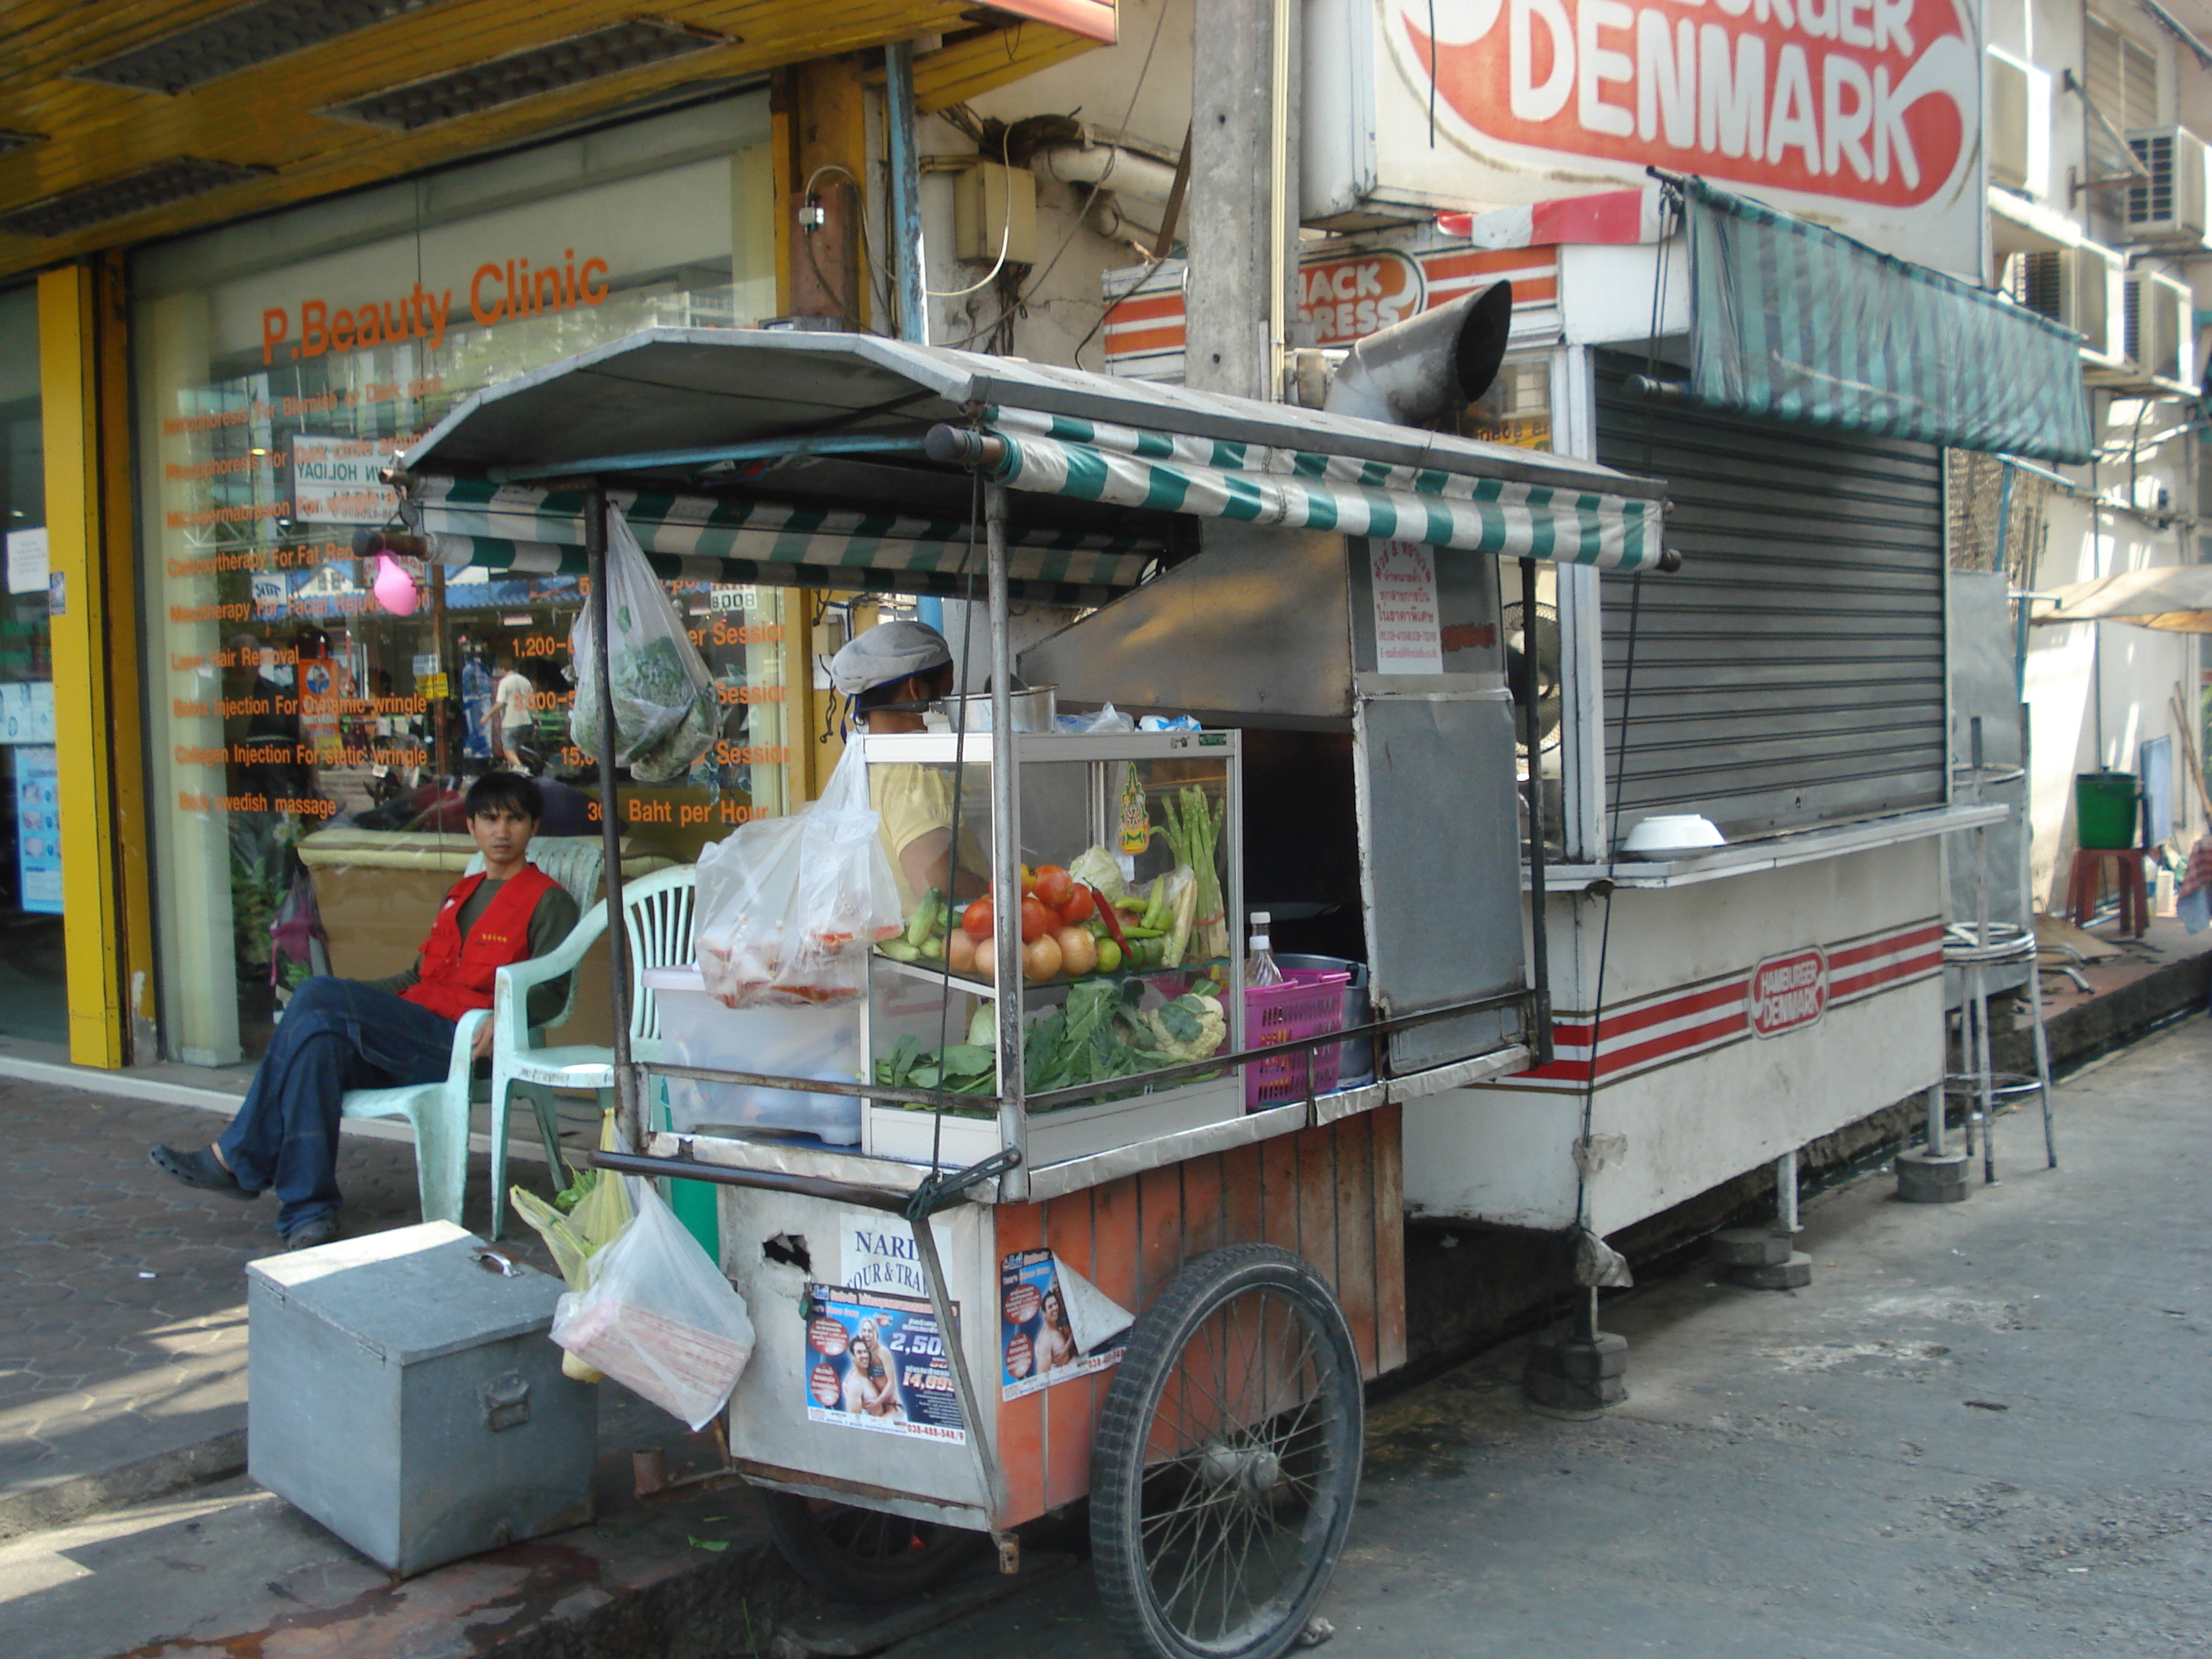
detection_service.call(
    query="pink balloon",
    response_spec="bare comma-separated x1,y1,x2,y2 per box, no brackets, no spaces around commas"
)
372,554,419,616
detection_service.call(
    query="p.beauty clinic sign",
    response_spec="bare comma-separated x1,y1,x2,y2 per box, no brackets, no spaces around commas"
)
1303,0,1982,274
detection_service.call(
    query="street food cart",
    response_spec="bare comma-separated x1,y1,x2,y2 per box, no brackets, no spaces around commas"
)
387,329,1668,1659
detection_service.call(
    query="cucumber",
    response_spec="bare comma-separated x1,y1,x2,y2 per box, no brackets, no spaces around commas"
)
879,939,922,963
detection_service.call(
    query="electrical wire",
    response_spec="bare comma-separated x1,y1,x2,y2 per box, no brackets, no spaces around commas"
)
1565,186,1677,1277
924,467,987,1179
925,130,1019,300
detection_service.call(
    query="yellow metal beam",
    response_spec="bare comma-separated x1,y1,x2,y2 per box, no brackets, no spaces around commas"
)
37,263,136,1067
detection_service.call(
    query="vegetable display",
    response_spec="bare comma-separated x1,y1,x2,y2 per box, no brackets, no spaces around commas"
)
1157,787,1229,962
876,979,1228,1118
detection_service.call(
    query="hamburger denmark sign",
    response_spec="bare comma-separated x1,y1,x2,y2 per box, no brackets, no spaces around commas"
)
1302,0,1983,274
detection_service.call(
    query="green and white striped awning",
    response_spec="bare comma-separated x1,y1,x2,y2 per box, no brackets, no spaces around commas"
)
393,328,1672,592
1684,179,2094,464
405,477,1158,605
975,407,1667,572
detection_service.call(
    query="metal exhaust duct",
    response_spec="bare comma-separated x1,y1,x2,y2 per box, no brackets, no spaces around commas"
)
1321,279,1514,428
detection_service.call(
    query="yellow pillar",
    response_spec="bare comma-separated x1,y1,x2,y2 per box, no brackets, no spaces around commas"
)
39,259,147,1069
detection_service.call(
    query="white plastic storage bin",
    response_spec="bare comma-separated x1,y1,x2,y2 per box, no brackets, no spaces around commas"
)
644,966,863,1143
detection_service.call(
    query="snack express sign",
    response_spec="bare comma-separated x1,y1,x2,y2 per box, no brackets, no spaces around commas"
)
1310,0,1982,273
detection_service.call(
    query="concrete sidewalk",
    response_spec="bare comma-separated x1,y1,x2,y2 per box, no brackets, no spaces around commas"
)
885,1017,2212,1659
0,1074,498,1536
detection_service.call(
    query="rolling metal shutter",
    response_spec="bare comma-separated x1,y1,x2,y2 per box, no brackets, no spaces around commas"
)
1593,351,1947,839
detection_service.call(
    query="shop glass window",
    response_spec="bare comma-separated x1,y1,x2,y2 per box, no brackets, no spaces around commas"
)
0,283,60,1047
134,98,783,1067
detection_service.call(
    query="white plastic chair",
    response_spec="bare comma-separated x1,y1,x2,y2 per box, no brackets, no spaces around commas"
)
335,837,606,1227
486,863,698,1238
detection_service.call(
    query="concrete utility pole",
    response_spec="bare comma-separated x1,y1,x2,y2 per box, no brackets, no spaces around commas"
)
1184,0,1299,402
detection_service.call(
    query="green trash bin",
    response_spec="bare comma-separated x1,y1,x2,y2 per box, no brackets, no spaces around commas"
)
2074,770,2141,850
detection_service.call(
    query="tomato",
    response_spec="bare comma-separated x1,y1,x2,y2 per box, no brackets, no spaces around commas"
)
1057,884,1096,925
1034,866,1075,909
960,898,994,941
1019,894,1054,943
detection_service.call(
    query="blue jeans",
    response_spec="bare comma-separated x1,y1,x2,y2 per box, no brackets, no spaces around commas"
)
217,977,459,1237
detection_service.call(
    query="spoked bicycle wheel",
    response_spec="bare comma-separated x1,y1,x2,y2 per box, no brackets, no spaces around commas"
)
1089,1244,1363,1659
760,1491,984,1603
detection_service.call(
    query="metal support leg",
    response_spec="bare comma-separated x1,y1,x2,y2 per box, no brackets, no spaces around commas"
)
1776,1148,1799,1234
2026,938,2059,1169
910,1214,1010,1560
1925,1082,1946,1158
1972,963,1997,1186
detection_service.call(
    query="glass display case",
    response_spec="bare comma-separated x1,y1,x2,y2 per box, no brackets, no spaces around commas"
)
858,729,1245,1167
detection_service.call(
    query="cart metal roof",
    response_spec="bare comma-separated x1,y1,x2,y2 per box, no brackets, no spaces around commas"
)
392,329,1668,602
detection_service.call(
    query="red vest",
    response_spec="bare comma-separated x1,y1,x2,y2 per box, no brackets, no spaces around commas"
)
401,863,559,1021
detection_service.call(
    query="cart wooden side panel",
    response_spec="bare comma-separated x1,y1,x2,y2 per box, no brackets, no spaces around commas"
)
992,1106,1404,1530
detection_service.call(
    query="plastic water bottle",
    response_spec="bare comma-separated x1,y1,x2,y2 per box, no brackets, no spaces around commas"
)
1246,912,1284,988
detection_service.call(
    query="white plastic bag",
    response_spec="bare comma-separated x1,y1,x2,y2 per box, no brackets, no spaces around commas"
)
693,740,903,1007
568,505,718,783
549,1179,755,1431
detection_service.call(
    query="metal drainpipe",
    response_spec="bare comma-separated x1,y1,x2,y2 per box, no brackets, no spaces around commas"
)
986,485,1029,1200
1267,0,1292,399
885,42,927,344
585,485,639,1151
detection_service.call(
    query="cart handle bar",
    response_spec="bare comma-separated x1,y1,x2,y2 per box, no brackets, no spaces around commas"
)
586,1146,913,1215
638,984,1535,1115
584,1143,1022,1223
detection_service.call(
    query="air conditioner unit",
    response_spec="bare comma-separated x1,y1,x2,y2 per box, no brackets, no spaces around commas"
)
2125,127,2212,248
2123,269,2193,383
1987,50,2051,196
2012,248,2118,356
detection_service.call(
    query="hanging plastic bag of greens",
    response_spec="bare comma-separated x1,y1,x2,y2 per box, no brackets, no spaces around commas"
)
568,504,719,783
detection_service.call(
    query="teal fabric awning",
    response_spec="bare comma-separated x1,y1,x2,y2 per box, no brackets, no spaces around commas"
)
977,407,1668,572
1685,179,2095,464
395,328,1673,593
408,477,1159,605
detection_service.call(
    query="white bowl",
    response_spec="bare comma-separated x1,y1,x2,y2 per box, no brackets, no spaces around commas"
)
1619,814,1726,858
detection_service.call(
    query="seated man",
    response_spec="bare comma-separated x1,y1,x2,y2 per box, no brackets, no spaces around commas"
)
151,774,580,1250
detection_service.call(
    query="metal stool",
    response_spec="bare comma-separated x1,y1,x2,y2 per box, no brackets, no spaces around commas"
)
1941,920,2057,1184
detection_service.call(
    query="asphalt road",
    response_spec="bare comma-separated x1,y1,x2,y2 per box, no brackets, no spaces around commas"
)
888,1016,2212,1659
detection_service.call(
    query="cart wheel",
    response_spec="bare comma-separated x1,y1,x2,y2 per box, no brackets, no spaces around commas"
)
1089,1244,1362,1659
760,1491,984,1603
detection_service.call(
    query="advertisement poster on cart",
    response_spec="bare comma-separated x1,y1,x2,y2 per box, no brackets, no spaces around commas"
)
804,1285,966,1444
1000,1249,1136,1401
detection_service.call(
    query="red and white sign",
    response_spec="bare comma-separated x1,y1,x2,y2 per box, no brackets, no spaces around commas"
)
1298,250,1426,346
1747,946,1828,1037
1303,0,1983,276
1103,235,1558,380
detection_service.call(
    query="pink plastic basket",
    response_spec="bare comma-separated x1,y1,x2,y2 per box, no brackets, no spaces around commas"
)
1244,968,1353,1110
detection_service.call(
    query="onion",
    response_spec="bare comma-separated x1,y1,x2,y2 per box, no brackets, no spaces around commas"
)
1055,925,1098,977
1022,934,1064,983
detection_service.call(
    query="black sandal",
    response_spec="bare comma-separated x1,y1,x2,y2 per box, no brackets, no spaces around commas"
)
149,1143,255,1200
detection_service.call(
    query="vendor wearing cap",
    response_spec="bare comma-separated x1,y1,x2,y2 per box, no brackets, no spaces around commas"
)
830,621,983,911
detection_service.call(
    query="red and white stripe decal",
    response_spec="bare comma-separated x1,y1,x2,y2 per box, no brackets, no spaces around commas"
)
1496,917,1941,1093
1827,923,1945,1007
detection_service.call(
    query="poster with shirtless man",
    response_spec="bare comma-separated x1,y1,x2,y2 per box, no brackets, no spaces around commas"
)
803,1285,965,1444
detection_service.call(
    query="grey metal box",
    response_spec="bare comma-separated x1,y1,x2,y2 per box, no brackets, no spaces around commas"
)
247,1220,596,1575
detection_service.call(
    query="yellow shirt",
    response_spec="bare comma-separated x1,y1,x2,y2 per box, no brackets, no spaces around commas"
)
870,764,955,915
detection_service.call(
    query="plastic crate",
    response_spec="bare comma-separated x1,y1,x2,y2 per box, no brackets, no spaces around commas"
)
1244,968,1352,1109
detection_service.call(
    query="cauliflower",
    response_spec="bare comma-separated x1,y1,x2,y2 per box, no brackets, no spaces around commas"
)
1141,992,1226,1061
1069,845,1126,903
